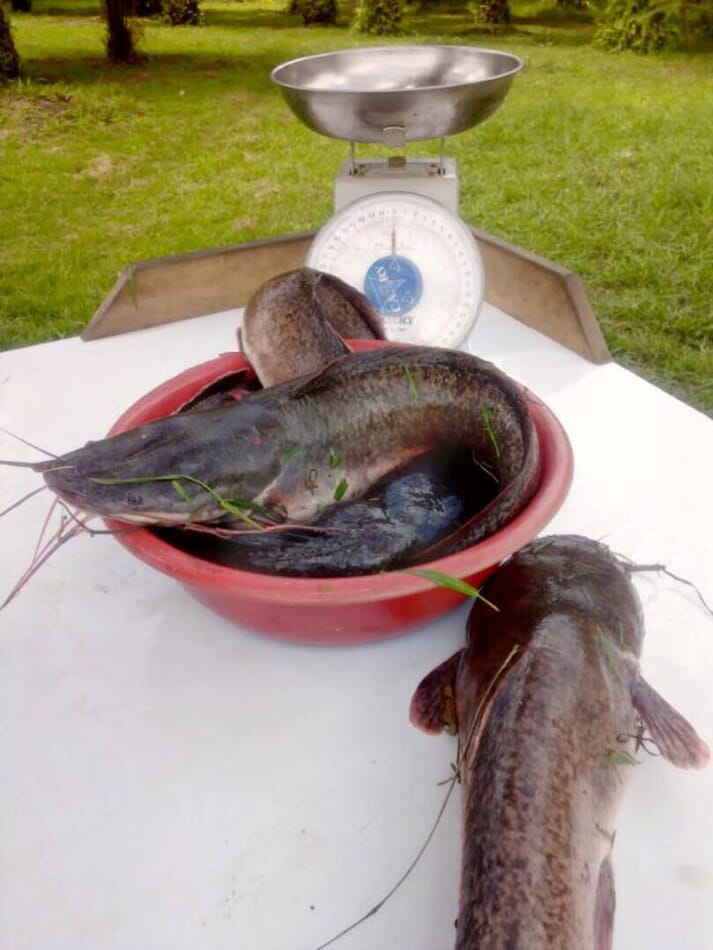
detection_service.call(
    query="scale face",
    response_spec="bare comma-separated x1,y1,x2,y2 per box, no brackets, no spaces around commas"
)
306,191,485,348
272,46,524,348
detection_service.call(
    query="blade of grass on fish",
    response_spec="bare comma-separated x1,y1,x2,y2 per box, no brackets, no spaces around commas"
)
307,777,458,950
282,442,301,464
333,477,348,502
171,479,192,503
403,567,499,612
456,644,520,774
481,405,500,459
401,361,419,398
623,561,713,618
306,643,519,950
90,473,264,529
602,748,640,768
596,631,625,685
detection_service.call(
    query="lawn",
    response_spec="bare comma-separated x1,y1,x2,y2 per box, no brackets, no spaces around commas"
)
1,0,712,414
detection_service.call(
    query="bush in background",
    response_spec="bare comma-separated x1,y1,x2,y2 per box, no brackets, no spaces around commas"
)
353,0,403,33
595,0,680,49
134,0,162,15
594,0,713,50
288,0,337,23
162,0,202,24
471,0,511,24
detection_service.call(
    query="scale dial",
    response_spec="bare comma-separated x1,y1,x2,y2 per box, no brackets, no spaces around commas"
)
306,191,484,348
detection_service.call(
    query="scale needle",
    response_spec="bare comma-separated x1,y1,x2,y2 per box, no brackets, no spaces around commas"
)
391,221,397,257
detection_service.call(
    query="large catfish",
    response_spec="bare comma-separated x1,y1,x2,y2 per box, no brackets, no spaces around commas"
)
34,346,540,557
239,267,385,386
410,535,709,950
158,447,499,576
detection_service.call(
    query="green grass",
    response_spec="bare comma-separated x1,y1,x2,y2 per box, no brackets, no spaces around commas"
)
1,0,712,415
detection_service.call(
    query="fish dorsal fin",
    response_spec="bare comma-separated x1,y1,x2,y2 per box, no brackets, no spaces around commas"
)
287,355,349,401
311,270,385,342
409,650,463,735
632,677,710,769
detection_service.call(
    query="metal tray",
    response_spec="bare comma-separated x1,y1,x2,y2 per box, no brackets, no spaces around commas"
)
270,45,523,144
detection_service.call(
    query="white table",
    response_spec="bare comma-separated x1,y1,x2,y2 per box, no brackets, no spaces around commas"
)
2,304,712,950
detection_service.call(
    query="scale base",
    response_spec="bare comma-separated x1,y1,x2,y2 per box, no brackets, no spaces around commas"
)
334,157,458,216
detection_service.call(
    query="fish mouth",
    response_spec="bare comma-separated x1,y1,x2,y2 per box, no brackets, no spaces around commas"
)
40,462,203,524
35,420,222,524
33,408,254,524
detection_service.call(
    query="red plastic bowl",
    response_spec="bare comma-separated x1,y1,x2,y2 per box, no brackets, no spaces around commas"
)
106,343,573,645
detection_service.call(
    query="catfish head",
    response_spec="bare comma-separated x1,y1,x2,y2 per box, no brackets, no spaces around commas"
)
35,399,288,525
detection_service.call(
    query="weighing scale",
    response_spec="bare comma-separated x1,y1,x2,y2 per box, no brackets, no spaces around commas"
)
271,45,523,348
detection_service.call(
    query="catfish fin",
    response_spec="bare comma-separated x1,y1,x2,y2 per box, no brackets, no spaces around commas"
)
288,359,340,400
313,270,385,341
176,368,254,414
632,677,710,769
409,650,463,736
594,854,616,950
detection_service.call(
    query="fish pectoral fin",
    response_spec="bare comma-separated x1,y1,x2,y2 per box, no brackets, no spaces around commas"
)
594,854,616,950
409,650,463,735
632,677,711,769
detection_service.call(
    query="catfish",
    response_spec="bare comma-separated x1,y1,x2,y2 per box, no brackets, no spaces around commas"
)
410,535,709,949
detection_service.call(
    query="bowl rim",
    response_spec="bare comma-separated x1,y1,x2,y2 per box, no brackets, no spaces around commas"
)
269,46,525,95
106,347,573,606
270,43,525,96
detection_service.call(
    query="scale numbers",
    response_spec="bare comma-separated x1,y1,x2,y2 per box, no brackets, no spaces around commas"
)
306,191,485,349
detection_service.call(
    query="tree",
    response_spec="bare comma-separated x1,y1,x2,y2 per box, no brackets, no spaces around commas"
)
0,5,21,81
104,0,140,63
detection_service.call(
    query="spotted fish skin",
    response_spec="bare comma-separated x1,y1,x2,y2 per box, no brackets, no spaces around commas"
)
38,346,540,549
158,448,498,576
239,268,385,386
410,535,710,950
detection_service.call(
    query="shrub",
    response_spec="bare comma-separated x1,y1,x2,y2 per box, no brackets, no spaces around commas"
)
10,0,32,12
353,0,403,33
593,0,713,51
594,0,681,50
471,0,511,24
594,0,713,53
162,0,202,25
289,0,337,23
133,0,162,15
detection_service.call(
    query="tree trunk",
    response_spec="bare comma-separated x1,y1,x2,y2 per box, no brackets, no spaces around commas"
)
478,0,510,23
0,5,21,81
104,0,139,63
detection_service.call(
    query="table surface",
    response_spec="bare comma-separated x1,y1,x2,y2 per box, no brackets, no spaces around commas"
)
1,303,712,950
